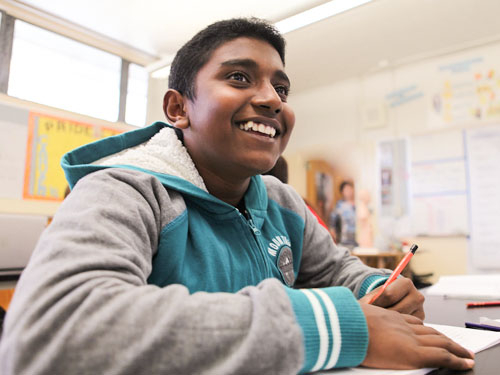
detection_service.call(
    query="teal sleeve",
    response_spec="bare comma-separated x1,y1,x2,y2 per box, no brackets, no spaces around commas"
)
357,274,390,298
284,286,368,373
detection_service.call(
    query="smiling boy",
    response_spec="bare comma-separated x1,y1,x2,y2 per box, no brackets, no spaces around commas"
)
0,18,474,374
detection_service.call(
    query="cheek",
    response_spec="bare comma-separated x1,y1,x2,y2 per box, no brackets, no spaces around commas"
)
278,106,295,152
189,89,237,123
283,105,296,136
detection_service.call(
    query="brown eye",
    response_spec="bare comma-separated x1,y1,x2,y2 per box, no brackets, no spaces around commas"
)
228,72,249,82
275,85,290,100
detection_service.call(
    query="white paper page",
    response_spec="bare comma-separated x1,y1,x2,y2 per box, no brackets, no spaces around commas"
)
427,324,500,352
479,317,500,328
317,323,500,375
425,274,500,299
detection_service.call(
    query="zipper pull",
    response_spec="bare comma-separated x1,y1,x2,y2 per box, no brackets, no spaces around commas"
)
245,210,261,235
248,218,261,235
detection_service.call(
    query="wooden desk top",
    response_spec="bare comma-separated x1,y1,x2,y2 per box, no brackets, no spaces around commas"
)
352,251,404,257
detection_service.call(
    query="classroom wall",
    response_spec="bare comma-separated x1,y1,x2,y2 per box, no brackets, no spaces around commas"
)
281,39,500,281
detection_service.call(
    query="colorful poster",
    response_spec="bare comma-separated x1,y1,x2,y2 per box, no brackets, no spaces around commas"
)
23,113,123,201
429,57,500,127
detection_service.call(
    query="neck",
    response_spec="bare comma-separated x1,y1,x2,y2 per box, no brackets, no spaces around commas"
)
196,165,251,207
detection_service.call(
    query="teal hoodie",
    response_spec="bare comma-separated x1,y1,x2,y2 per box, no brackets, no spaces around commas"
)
0,122,389,375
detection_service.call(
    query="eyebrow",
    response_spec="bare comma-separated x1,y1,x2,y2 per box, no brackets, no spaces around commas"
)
220,58,291,87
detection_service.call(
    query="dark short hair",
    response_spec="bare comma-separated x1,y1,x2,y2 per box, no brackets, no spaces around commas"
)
168,18,286,100
339,181,354,193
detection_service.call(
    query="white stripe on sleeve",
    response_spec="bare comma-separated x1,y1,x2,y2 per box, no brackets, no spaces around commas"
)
314,289,342,369
366,278,385,294
301,289,329,372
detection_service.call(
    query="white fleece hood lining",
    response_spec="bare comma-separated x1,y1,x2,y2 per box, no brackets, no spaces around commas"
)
96,127,207,192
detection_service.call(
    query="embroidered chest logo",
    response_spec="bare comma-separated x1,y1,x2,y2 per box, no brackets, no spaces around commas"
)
277,246,295,286
267,235,291,257
267,236,295,286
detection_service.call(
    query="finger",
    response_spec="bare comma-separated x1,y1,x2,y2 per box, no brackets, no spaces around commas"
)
410,323,473,359
409,307,425,320
411,324,443,335
416,346,475,371
403,313,424,325
387,298,416,315
388,300,425,319
417,334,474,360
386,286,425,316
376,279,411,306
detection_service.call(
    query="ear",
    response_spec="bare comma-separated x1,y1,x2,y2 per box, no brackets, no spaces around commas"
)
163,89,189,129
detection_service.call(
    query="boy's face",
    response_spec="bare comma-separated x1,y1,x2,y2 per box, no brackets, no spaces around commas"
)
342,184,354,200
181,37,295,181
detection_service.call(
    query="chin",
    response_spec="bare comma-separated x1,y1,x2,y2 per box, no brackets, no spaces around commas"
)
256,160,279,175
235,152,280,177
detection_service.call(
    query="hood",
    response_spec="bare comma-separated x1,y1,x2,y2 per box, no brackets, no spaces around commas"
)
62,122,206,189
61,122,269,218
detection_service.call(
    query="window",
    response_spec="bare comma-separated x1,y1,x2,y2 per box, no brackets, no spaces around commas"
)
125,63,149,126
8,20,121,122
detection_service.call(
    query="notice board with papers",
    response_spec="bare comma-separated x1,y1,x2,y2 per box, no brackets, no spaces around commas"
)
465,123,500,269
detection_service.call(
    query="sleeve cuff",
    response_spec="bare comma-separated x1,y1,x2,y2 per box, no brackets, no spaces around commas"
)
357,274,390,298
284,286,368,373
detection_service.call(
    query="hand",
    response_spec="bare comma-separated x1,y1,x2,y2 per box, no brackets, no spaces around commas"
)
359,277,425,320
360,303,475,370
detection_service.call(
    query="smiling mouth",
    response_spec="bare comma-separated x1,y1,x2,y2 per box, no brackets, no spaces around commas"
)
237,121,279,138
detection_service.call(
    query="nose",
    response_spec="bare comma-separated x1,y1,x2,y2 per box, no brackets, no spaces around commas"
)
252,82,282,114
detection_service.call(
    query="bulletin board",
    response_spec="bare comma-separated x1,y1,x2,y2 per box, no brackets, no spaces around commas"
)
465,123,500,269
23,113,123,201
0,100,129,206
0,99,130,273
409,130,468,236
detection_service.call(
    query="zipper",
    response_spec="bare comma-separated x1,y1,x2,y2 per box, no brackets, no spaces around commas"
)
237,209,271,277
247,215,261,235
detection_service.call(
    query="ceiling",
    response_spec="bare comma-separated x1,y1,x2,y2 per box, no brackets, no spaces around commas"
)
15,0,500,93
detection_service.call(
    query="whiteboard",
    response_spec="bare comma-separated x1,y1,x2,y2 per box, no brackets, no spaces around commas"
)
466,124,500,269
410,131,468,236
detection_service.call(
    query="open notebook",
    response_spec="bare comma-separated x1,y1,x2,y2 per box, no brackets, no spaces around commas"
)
318,323,500,375
426,274,500,299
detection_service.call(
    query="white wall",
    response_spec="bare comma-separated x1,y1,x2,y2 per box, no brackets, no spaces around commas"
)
146,77,169,125
283,40,500,281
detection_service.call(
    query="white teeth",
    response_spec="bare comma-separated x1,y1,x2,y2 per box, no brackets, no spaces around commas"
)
238,121,277,138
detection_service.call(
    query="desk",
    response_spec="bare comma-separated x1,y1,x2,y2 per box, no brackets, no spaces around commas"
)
352,250,407,274
424,293,500,375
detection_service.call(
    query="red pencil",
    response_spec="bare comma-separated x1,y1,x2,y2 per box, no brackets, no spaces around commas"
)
368,244,418,304
466,301,500,308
